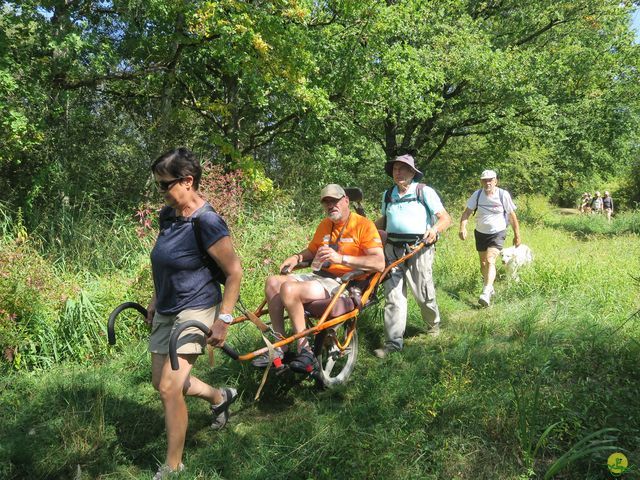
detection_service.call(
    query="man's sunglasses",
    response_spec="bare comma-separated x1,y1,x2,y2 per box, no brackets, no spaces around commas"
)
155,177,185,192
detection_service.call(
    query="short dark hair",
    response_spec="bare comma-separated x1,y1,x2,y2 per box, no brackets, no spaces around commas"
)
151,147,202,190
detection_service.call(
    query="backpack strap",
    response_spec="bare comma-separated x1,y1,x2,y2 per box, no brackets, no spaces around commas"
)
159,204,226,286
159,205,177,230
415,183,434,225
191,204,227,286
383,188,393,215
472,189,482,216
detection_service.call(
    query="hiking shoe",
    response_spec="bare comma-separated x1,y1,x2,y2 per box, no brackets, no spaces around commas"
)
478,292,491,307
288,348,316,373
211,387,238,430
373,346,398,359
251,348,284,368
153,463,184,480
427,323,440,337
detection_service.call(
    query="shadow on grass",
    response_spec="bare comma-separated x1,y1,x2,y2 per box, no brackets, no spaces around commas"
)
0,378,164,479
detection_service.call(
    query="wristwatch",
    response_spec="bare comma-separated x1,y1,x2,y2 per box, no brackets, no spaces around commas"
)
218,313,234,324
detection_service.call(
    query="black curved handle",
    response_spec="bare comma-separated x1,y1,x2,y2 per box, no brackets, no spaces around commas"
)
169,320,239,370
221,344,239,361
107,302,148,345
340,269,366,283
280,260,311,275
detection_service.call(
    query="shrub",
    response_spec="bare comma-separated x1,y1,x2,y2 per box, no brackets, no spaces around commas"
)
516,194,554,226
0,239,77,369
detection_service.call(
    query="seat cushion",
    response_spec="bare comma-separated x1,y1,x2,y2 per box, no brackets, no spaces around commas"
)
378,229,387,245
305,296,355,319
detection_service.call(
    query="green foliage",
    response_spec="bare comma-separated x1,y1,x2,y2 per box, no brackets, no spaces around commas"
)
0,201,153,370
544,209,640,236
2,0,639,218
1,1,640,474
513,194,555,226
543,428,620,480
1,197,639,478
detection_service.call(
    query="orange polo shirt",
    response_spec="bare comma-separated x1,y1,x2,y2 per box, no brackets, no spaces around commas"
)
307,212,382,277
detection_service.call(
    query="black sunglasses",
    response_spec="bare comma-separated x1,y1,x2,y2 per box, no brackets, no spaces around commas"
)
155,177,185,192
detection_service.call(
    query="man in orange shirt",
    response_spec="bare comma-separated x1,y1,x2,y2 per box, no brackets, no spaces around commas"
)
252,184,385,372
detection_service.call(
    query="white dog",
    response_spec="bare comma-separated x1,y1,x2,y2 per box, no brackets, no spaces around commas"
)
501,245,533,280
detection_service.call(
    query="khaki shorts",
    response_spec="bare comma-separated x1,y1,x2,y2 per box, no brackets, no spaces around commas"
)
291,273,343,296
149,305,218,355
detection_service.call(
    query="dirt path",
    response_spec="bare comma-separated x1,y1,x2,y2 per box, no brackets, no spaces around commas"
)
555,207,580,215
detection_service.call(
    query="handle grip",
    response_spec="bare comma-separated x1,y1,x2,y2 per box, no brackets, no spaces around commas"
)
221,344,239,360
107,302,148,345
169,320,239,370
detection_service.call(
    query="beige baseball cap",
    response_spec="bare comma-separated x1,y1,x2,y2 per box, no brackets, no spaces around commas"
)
320,184,346,201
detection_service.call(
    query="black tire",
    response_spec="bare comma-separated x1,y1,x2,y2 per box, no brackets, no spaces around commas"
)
313,320,358,388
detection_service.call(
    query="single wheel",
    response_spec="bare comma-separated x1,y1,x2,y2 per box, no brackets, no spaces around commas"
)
313,320,358,388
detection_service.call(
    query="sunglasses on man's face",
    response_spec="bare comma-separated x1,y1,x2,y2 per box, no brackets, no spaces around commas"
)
155,177,185,192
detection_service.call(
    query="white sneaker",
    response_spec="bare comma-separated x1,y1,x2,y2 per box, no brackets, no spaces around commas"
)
373,346,401,358
478,292,491,307
153,463,184,480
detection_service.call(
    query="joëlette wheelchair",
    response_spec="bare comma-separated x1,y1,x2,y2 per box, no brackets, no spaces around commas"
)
107,188,429,388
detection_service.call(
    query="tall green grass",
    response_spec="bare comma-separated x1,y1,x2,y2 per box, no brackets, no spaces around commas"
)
0,198,638,479
0,202,153,370
544,209,640,237
0,199,315,370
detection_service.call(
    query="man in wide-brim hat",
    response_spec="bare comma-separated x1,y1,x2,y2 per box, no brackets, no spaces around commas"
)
373,154,452,358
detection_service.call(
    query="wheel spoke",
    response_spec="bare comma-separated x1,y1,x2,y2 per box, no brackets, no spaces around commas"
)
323,356,336,376
316,323,358,387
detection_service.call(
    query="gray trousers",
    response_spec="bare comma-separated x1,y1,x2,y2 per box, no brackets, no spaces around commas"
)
383,243,440,350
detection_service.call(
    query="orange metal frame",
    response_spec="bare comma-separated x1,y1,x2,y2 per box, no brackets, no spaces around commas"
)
228,242,427,362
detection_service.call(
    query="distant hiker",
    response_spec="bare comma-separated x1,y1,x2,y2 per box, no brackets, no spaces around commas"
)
373,154,451,358
252,184,384,371
458,169,521,307
603,191,614,222
580,192,592,214
591,191,603,214
147,147,243,479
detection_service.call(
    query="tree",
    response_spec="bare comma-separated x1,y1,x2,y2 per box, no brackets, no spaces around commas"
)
300,0,640,199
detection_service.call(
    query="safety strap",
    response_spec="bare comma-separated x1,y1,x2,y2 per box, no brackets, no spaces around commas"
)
329,213,351,246
234,299,284,400
239,299,280,337
254,333,278,401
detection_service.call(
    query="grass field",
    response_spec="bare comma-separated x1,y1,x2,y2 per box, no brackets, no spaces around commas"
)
0,208,639,479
